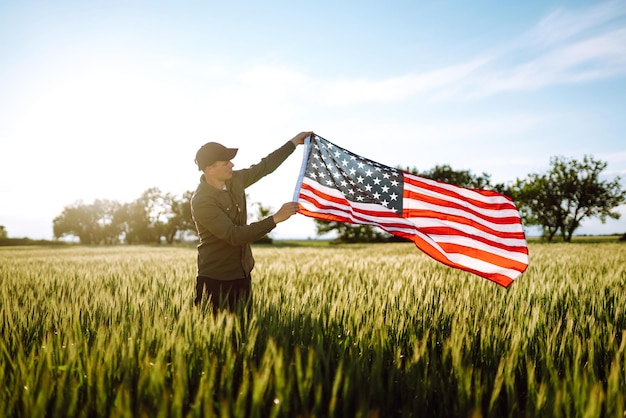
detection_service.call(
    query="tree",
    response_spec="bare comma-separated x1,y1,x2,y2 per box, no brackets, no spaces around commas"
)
53,199,122,244
114,188,197,244
163,191,196,243
53,188,198,245
511,155,626,242
510,174,562,241
114,188,165,244
0,225,7,239
314,164,499,242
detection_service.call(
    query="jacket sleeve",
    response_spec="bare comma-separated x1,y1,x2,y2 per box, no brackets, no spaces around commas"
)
192,196,276,246
239,141,296,188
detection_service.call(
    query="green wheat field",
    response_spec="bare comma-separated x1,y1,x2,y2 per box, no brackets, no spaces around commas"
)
1,242,625,417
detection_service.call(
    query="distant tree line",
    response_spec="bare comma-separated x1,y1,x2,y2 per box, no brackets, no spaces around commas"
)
52,188,195,244
29,154,626,245
50,189,276,245
315,155,626,243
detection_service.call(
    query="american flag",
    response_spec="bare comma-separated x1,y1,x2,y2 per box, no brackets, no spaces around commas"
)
294,134,529,288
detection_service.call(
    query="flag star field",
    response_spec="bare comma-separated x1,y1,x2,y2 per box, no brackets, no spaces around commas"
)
305,138,404,214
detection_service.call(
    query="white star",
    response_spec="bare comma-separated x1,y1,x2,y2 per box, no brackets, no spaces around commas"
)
357,162,364,169
342,159,349,166
389,193,398,201
326,179,334,186
308,172,317,179
365,169,373,177
356,196,364,201
356,176,364,183
364,184,372,192
334,151,341,158
382,172,390,179
381,185,389,193
340,180,348,187
381,200,389,207
318,171,326,178
391,180,399,187
373,177,381,185
349,168,356,175
348,189,355,195
373,192,381,199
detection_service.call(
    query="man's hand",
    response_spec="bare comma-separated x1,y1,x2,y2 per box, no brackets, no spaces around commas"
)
272,202,300,224
290,131,313,146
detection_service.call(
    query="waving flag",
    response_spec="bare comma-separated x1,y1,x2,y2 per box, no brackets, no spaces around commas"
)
293,134,529,288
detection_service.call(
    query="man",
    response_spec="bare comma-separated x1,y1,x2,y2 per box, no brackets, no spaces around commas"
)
191,131,312,311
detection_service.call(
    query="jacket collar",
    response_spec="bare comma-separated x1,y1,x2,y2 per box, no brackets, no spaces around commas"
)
199,174,229,195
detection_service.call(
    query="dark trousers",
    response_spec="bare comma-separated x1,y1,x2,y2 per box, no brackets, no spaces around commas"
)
195,276,252,312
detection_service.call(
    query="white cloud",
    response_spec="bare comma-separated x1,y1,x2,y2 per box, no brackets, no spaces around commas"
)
297,1,626,103
322,57,490,105
526,0,626,47
471,27,626,97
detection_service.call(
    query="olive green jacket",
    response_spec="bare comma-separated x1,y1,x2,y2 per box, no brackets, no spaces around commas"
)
191,141,296,280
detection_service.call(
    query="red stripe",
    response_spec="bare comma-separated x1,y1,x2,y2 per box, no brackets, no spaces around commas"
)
437,242,528,272
300,182,349,208
404,173,517,211
403,209,526,240
404,188,522,226
418,226,528,254
300,182,401,219
298,191,406,228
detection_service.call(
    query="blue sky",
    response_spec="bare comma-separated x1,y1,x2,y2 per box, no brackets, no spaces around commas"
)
1,0,625,240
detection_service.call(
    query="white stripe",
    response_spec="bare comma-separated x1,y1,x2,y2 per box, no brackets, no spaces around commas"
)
404,172,514,205
405,216,527,247
429,234,530,264
404,181,520,219
403,195,523,234
445,252,522,280
299,188,411,228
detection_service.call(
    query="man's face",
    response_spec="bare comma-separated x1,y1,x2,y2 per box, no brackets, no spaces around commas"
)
207,160,234,182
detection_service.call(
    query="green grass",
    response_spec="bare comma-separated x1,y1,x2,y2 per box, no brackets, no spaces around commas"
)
1,243,625,417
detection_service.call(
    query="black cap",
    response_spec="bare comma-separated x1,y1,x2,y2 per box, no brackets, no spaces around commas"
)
195,142,238,171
